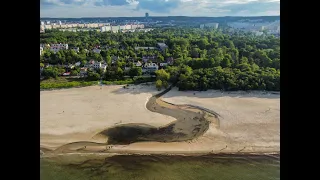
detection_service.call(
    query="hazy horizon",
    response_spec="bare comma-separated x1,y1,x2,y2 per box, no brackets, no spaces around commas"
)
40,0,280,18
40,15,280,19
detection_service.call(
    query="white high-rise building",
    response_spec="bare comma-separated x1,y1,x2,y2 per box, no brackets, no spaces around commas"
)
200,23,219,29
50,43,68,53
100,26,112,32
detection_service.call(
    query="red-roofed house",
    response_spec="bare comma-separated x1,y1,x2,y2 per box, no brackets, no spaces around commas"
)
63,72,70,76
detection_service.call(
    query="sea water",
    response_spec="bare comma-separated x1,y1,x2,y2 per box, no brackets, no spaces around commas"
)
40,154,280,180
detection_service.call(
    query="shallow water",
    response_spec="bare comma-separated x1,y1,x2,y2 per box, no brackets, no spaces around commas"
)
40,154,280,180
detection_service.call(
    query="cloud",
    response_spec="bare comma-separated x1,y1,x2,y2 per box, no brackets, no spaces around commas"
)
219,1,280,15
61,0,86,5
40,0,280,17
40,0,86,6
94,0,131,6
136,0,181,13
40,0,60,6
178,0,279,16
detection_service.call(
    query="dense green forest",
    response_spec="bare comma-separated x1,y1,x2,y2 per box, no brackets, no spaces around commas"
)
40,28,280,91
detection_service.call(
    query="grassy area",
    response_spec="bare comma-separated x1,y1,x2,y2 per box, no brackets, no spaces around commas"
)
103,76,156,85
102,79,134,85
40,76,156,90
40,77,98,90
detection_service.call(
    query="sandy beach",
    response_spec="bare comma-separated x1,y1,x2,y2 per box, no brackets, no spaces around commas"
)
40,85,280,155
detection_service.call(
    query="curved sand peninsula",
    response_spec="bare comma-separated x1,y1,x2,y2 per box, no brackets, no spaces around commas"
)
93,85,219,144
40,84,279,155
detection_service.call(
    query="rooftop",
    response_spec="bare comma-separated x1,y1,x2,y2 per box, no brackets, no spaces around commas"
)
157,43,168,48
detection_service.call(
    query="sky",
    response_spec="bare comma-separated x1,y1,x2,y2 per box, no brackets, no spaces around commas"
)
40,0,280,18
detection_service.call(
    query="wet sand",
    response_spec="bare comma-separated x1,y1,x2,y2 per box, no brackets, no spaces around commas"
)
40,85,279,155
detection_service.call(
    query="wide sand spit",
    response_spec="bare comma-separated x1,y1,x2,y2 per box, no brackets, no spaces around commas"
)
40,84,280,155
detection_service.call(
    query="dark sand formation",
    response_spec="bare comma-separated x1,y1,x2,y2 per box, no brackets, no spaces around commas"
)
92,85,219,144
49,86,220,154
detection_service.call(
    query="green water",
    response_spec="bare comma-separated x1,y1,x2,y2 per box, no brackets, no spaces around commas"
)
40,154,280,180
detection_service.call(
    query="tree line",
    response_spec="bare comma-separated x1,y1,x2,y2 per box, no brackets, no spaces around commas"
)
40,28,280,91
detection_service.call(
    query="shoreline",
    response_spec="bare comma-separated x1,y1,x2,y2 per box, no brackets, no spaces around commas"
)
41,151,280,161
40,83,280,93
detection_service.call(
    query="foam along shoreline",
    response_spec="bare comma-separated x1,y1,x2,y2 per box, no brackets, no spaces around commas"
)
40,85,280,155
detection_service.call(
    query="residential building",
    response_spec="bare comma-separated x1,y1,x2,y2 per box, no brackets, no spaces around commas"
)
93,62,101,69
68,64,75,69
126,57,134,62
124,67,131,71
84,59,95,68
137,24,145,29
75,61,81,66
100,25,111,32
200,23,219,29
50,47,60,53
135,47,156,50
100,24,146,33
142,56,156,63
63,72,71,76
50,43,68,53
135,61,142,67
101,64,107,72
111,56,119,62
111,25,120,32
144,63,159,72
160,63,168,67
84,63,92,68
40,67,43,76
166,57,174,65
157,43,168,52
40,44,50,49
44,25,52,29
71,47,79,53
80,68,88,77
252,31,263,36
92,48,101,54
51,43,68,49
89,59,95,64
40,47,43,55
124,24,132,30
131,24,138,29
142,69,147,73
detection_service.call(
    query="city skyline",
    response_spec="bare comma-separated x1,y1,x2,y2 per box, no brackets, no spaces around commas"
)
40,0,280,18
